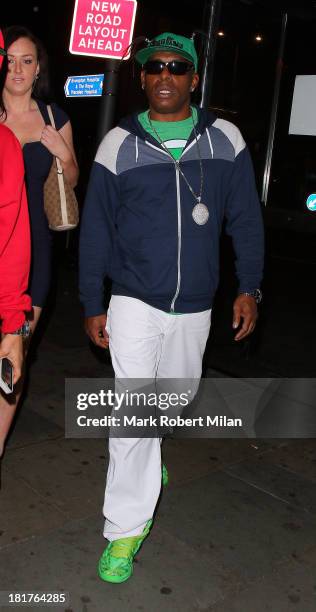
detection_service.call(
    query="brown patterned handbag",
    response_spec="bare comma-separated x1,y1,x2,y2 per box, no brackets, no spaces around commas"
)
43,105,79,231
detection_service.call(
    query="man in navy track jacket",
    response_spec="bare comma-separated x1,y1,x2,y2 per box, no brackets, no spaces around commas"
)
79,32,264,584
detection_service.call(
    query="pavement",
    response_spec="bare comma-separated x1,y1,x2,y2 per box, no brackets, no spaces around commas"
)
1,236,316,612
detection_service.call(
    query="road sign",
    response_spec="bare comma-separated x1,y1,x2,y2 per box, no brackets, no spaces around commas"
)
69,0,137,60
64,74,104,97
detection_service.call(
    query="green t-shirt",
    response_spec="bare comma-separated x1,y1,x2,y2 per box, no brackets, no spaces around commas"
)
138,107,198,314
138,106,198,160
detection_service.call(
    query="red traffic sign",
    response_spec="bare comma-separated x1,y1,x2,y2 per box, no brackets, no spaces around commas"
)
69,0,137,60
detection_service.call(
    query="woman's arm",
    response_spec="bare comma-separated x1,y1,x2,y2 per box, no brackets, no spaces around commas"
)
40,120,79,188
0,126,31,335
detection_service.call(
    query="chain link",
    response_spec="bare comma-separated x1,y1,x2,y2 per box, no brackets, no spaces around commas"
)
147,107,204,205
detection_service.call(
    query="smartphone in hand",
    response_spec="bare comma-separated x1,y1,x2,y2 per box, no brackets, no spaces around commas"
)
0,358,13,394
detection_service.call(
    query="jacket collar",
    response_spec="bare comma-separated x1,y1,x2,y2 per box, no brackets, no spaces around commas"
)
119,105,217,147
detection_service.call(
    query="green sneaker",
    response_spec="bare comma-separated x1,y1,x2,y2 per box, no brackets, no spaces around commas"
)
98,520,152,584
162,463,169,487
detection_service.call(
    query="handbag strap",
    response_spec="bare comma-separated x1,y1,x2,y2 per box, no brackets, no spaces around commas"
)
46,105,68,226
46,105,63,175
46,104,56,128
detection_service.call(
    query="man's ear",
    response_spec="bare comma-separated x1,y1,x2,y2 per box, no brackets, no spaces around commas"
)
191,73,199,92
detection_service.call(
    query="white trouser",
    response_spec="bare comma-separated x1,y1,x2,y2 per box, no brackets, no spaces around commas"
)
103,295,211,540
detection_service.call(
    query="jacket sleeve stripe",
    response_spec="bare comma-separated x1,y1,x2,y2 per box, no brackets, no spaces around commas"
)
213,118,246,158
95,127,130,175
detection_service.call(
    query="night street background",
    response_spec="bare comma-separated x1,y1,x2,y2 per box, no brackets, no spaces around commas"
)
3,0,316,378
1,2,316,611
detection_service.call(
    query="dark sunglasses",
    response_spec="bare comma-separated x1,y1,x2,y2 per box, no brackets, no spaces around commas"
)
143,60,194,76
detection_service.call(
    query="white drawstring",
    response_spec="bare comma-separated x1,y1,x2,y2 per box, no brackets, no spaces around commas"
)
206,128,214,159
135,136,139,162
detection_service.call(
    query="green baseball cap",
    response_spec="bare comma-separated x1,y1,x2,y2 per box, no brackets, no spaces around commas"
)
136,32,198,71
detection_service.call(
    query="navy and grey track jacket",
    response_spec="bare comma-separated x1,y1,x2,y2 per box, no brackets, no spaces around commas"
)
79,107,264,316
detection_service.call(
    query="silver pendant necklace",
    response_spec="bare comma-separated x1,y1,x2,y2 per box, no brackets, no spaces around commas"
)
147,108,209,225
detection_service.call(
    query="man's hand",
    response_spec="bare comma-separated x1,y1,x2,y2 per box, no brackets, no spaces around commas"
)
0,334,23,383
84,314,109,349
232,294,258,341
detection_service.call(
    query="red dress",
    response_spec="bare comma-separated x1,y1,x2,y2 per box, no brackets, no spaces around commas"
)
0,124,31,333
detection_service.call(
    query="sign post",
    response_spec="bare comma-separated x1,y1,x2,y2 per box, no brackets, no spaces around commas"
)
96,60,120,144
69,0,137,144
200,0,222,109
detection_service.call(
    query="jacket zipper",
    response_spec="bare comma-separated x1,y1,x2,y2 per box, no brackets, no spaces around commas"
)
170,167,182,312
170,135,202,310
143,139,182,312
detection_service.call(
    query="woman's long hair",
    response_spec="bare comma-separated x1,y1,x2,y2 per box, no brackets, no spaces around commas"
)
0,25,51,120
